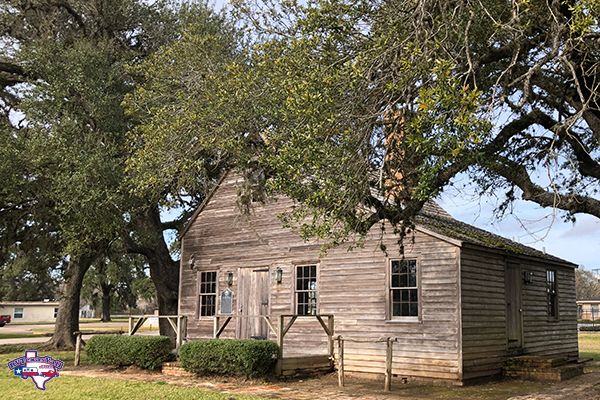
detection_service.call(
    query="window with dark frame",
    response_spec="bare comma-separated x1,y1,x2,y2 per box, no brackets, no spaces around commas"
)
390,259,419,318
546,270,558,318
198,271,217,317
296,265,317,315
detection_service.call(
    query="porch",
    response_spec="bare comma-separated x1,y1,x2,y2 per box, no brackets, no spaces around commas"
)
212,313,335,376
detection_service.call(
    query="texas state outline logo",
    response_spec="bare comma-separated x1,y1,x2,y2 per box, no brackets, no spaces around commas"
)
7,350,64,390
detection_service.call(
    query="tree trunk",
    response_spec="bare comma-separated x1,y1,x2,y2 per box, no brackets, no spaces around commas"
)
100,282,112,322
127,206,179,343
44,252,96,350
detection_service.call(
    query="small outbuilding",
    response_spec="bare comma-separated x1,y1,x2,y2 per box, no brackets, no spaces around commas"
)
178,172,579,383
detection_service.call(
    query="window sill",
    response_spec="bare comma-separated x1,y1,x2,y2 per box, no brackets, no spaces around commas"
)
385,317,421,324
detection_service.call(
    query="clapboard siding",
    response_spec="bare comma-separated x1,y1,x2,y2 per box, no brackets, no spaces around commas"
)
180,172,577,383
180,172,462,382
460,246,578,380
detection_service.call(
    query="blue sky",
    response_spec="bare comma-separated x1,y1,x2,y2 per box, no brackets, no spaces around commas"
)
437,176,600,269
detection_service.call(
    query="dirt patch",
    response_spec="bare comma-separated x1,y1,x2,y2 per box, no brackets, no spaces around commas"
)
60,367,600,400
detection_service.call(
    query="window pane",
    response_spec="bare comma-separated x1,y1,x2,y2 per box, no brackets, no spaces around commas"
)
409,303,418,316
409,289,418,302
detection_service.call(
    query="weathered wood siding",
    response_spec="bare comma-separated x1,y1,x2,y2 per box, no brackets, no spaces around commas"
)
460,246,578,380
180,173,462,381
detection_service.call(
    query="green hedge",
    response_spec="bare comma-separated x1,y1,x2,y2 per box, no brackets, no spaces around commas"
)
580,325,600,331
179,339,278,377
86,335,172,370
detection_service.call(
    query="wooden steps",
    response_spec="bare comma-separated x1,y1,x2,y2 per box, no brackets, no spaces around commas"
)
503,356,584,381
278,355,333,377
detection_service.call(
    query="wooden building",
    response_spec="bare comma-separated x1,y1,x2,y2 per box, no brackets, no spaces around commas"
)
178,172,579,383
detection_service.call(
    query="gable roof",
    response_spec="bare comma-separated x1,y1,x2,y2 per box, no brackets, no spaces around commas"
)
180,171,575,267
415,209,576,266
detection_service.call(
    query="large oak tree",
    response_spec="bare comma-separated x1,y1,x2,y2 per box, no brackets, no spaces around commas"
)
129,0,600,247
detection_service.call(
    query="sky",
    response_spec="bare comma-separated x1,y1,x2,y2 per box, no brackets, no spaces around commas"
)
436,174,600,270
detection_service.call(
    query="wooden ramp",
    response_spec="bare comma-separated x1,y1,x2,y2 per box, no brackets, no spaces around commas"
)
278,355,333,377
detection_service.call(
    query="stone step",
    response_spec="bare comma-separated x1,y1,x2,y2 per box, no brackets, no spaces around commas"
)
504,355,569,369
162,362,195,378
503,359,584,382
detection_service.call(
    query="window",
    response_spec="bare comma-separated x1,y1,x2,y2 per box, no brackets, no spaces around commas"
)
546,270,558,319
53,308,59,318
390,259,419,318
198,271,217,317
296,265,317,315
13,307,23,319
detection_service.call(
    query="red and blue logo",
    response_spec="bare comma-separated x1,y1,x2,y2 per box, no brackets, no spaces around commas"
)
7,350,64,390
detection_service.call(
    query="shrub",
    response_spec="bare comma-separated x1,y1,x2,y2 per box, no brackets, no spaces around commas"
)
86,335,172,370
179,339,278,377
580,325,600,332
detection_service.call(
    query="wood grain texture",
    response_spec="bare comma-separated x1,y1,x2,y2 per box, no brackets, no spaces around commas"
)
180,172,577,383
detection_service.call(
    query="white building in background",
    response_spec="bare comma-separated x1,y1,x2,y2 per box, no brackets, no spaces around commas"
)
0,300,60,323
0,300,96,323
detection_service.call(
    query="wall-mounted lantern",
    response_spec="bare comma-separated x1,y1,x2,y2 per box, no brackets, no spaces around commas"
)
226,271,234,286
523,270,534,285
188,255,195,270
276,267,283,284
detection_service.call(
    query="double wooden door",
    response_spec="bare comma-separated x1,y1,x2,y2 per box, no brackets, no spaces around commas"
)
237,268,270,339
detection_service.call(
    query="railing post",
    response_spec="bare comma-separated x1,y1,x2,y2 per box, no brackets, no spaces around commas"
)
337,336,344,387
384,337,393,392
276,315,285,375
327,315,335,368
74,332,82,367
176,316,182,350
128,316,133,335
213,316,219,338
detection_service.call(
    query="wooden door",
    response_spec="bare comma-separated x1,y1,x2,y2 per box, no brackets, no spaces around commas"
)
505,263,523,350
237,268,270,339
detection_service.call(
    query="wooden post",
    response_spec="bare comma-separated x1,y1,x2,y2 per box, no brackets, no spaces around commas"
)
327,315,334,368
337,336,344,387
128,316,133,335
74,332,82,367
384,337,393,392
176,316,181,350
213,316,219,338
276,315,285,375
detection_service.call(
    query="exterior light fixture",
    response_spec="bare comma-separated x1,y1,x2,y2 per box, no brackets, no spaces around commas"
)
523,271,534,285
226,271,234,286
188,255,195,270
276,267,283,284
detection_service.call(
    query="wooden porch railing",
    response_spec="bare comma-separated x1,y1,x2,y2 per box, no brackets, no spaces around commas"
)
213,314,335,372
128,315,187,350
335,336,398,392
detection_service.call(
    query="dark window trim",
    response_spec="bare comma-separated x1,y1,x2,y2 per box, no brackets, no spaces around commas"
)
198,270,218,318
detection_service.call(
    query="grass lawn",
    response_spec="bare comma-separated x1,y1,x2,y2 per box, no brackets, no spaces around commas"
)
0,333,47,340
0,351,267,399
579,332,600,360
